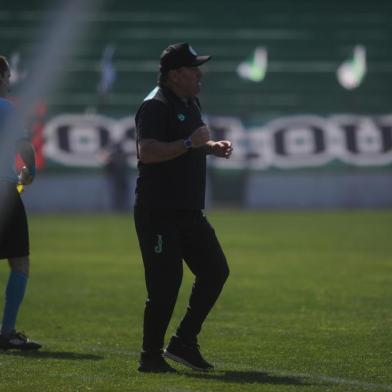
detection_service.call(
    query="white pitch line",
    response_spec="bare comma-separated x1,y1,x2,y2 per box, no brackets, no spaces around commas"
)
214,361,392,391
258,366,392,391
3,344,392,391
284,371,392,391
39,339,139,357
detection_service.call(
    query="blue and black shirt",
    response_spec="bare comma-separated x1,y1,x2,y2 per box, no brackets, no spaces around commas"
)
0,98,27,184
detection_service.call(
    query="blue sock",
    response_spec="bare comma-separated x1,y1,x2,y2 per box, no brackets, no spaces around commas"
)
1,271,28,335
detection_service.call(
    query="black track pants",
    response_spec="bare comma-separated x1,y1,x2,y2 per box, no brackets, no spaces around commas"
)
134,207,229,353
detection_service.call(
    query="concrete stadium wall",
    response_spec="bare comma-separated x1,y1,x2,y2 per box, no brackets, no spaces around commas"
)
245,173,392,209
23,173,133,212
21,172,392,212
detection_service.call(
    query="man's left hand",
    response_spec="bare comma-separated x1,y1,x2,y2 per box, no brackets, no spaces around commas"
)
210,141,233,158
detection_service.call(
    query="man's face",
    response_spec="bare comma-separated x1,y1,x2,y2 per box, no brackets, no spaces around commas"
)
173,66,203,98
0,68,11,96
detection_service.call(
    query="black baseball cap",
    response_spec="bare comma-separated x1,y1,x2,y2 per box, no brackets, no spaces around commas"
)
160,42,211,73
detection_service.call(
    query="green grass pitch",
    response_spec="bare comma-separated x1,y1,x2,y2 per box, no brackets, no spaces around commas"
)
0,210,391,391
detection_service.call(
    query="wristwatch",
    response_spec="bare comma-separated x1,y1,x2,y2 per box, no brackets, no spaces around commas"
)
183,137,192,150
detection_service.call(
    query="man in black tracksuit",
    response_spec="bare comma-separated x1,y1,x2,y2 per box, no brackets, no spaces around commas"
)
134,43,233,373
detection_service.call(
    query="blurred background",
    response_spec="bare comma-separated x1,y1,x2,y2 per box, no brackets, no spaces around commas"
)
2,0,392,211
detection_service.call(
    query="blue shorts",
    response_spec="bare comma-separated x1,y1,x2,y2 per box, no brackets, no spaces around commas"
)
0,181,29,259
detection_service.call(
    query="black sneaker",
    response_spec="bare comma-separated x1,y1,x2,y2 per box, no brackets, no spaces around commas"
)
164,336,214,371
0,331,42,351
138,352,177,373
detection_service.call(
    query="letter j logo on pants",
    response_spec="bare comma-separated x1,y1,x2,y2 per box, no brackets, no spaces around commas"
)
154,234,163,254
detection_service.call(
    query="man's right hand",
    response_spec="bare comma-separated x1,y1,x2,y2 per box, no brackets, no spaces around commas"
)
190,125,210,148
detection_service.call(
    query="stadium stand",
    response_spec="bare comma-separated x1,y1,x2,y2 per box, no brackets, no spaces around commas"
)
1,0,391,118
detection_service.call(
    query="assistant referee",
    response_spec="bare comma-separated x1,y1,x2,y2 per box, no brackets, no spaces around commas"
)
134,43,233,373
0,56,41,350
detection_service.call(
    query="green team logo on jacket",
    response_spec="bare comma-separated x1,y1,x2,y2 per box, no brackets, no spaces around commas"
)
154,234,163,254
177,113,186,121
